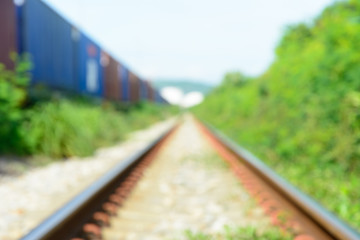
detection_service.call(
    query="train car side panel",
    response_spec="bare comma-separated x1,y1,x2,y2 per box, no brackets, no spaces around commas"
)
77,31,103,97
103,52,121,100
146,81,155,101
117,63,129,102
139,80,148,100
129,71,140,102
155,90,166,104
155,91,160,103
22,0,75,90
120,66,130,102
0,0,17,69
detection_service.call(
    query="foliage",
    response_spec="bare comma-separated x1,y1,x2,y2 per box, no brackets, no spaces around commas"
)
183,226,291,240
0,57,175,158
0,54,32,153
23,100,124,157
21,100,174,158
220,72,250,89
193,0,360,231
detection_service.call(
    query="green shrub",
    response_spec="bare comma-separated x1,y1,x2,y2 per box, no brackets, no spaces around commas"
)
23,100,125,157
0,55,32,153
193,0,360,231
0,56,176,158
23,100,175,158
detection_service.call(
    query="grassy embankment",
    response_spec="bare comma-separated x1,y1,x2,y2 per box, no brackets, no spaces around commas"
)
194,0,360,231
0,56,176,161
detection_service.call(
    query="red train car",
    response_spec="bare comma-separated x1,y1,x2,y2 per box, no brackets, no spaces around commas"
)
102,52,122,100
145,81,155,102
129,71,140,102
0,0,17,69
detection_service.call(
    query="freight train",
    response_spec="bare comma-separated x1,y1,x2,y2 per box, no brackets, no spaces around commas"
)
0,0,166,103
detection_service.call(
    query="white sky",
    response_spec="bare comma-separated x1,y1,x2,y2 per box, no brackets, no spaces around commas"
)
43,0,336,84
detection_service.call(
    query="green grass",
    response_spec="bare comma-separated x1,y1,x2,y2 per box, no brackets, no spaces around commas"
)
20,100,176,158
181,226,292,240
0,55,178,159
0,58,177,159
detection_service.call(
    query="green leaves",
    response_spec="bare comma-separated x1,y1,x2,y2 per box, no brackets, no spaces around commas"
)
193,0,360,231
221,72,249,88
0,55,31,153
0,56,175,157
22,100,174,158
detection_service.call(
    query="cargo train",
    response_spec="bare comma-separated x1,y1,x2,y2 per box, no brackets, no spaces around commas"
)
0,0,166,103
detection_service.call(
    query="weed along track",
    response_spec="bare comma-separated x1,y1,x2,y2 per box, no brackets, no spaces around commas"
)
22,116,360,240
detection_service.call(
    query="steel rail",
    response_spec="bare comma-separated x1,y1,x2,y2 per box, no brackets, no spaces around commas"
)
201,121,360,240
21,123,177,240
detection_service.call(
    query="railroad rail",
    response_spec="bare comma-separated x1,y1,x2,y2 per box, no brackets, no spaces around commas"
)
21,123,178,240
21,118,360,240
197,120,360,240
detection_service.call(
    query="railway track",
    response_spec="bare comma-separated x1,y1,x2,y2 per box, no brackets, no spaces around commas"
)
21,116,360,240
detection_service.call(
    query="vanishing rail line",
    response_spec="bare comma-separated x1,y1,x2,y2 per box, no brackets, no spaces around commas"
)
21,118,360,240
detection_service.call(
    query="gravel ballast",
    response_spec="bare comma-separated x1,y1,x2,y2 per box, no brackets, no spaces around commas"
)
103,116,272,240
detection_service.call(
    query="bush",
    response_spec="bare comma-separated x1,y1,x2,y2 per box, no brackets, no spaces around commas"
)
193,0,360,230
22,99,175,158
0,55,32,153
24,100,127,157
0,56,176,158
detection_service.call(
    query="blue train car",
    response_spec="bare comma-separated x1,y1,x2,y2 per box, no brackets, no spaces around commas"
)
0,0,157,104
119,64,130,102
154,91,161,103
76,30,103,97
19,0,75,90
139,79,148,100
154,90,167,104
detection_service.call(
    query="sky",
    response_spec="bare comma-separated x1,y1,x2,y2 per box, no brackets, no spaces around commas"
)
43,0,335,85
